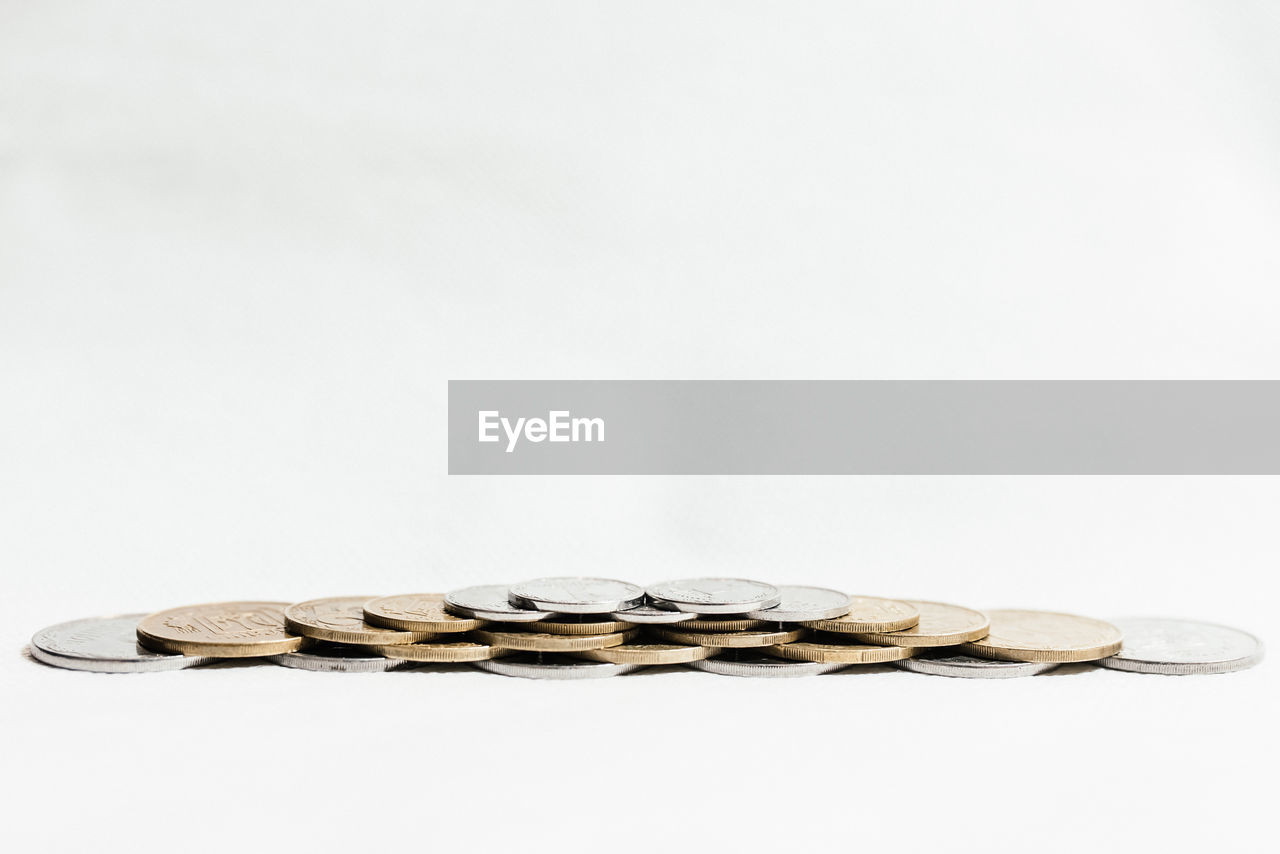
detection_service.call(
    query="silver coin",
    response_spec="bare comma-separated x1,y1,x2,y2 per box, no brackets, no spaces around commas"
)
646,577,781,614
30,615,215,673
689,653,848,678
508,576,644,614
1096,617,1264,675
472,653,638,680
445,584,552,622
895,653,1058,679
746,585,853,621
267,641,410,673
610,602,697,624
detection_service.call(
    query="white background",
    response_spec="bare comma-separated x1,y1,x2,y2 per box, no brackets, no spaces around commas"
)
2,2,1277,852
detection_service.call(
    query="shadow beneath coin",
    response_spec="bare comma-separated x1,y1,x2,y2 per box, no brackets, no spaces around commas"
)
1043,662,1103,677
617,664,688,678
825,663,901,677
196,658,273,670
392,663,478,676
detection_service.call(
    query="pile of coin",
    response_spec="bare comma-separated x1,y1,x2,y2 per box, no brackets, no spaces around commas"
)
27,577,1264,678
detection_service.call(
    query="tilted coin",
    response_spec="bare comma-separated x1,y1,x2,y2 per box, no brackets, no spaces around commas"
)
767,637,915,664
375,640,510,663
363,593,487,632
689,653,849,678
30,615,216,673
746,585,853,622
895,652,1058,678
473,653,638,680
801,595,920,633
651,626,806,649
268,641,409,673
961,609,1122,663
445,584,552,622
137,601,302,657
572,642,710,665
678,616,768,632
520,616,637,635
847,600,989,647
508,576,644,614
1096,617,1263,675
646,577,781,614
472,628,638,653
284,596,437,645
610,603,696,624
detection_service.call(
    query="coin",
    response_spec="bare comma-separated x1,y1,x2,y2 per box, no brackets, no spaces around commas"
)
472,628,638,653
375,640,509,663
520,616,637,635
572,642,710,665
610,603,696,624
894,653,1059,678
30,615,216,673
846,600,989,647
508,576,644,614
284,596,438,645
961,609,1122,663
445,584,552,622
678,616,768,632
801,596,920,633
746,585,853,621
1095,617,1263,675
363,593,487,633
689,653,849,678
651,626,806,648
767,637,915,664
646,578,781,614
268,641,409,673
137,601,302,657
473,653,639,679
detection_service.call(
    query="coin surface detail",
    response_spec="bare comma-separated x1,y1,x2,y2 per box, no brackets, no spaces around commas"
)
572,642,711,665
746,585,853,621
137,601,302,657
375,640,510,663
848,600,989,647
895,653,1059,678
678,616,769,632
646,578,781,614
268,641,410,673
445,584,552,622
31,615,216,673
363,593,487,632
961,609,1122,662
472,628,638,653
609,603,696,624
473,653,638,679
284,596,438,645
519,616,637,635
508,577,644,614
802,595,920,633
689,653,849,678
767,638,915,664
1095,617,1263,675
651,626,806,648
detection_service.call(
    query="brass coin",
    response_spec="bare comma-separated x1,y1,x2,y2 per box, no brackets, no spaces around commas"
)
137,601,302,658
472,628,638,653
802,595,920,633
572,642,710,665
375,640,510,663
513,616,637,635
284,596,438,646
767,638,915,664
848,600,989,647
961,609,1124,663
678,616,768,632
363,593,487,633
651,627,807,649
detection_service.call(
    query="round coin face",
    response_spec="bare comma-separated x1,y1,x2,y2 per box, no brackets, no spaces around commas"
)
508,577,644,614
689,653,848,678
375,640,509,663
646,578,781,614
611,603,696,624
573,642,710,665
284,596,437,645
473,654,638,680
848,600,989,648
651,626,806,649
137,601,302,658
445,584,552,622
30,615,216,673
802,595,920,633
767,638,914,664
746,585,853,622
268,642,409,673
961,609,1123,663
1096,617,1263,675
363,593,487,633
471,628,637,653
895,653,1059,679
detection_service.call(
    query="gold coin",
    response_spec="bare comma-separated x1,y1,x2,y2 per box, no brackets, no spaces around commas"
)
513,617,637,635
767,638,915,664
363,593,487,633
375,640,509,662
284,596,438,645
802,595,920,633
472,628,638,652
137,601,302,657
848,600,989,647
678,616,768,632
651,627,807,648
572,642,710,665
960,609,1124,663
